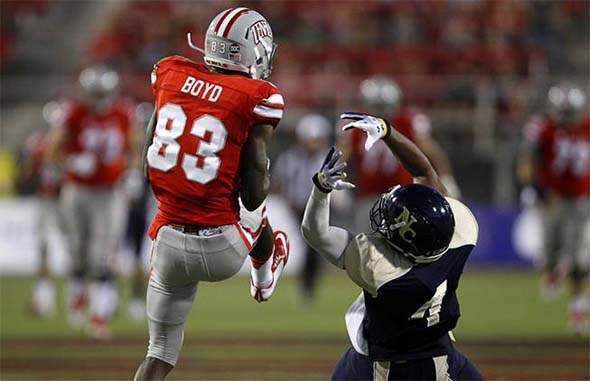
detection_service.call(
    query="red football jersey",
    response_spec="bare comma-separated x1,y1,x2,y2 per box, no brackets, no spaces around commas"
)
24,130,61,197
147,56,284,239
525,113,590,197
346,109,431,196
61,99,133,186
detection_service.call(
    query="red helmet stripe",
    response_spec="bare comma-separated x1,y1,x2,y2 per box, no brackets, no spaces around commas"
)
221,8,250,38
213,8,235,34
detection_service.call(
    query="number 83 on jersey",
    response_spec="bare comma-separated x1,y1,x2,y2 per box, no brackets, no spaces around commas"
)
147,102,227,184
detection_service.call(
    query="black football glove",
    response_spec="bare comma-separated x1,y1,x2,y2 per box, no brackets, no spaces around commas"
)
312,146,355,193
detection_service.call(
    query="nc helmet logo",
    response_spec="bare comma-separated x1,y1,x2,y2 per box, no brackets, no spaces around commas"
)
393,207,417,243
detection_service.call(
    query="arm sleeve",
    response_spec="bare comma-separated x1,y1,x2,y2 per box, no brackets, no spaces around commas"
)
252,83,284,128
301,187,353,269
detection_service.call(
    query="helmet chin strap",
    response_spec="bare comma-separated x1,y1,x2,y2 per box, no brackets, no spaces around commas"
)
187,33,206,55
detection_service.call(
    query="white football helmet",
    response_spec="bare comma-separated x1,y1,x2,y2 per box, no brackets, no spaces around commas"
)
187,7,277,80
547,82,586,127
78,65,119,112
360,76,402,114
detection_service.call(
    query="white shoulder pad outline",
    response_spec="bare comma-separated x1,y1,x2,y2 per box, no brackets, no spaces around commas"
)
446,197,479,249
344,232,413,298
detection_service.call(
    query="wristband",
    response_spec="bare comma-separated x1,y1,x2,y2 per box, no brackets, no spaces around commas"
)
312,173,332,194
379,118,392,140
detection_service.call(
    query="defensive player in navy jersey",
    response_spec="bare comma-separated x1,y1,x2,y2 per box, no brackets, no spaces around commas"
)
301,112,483,380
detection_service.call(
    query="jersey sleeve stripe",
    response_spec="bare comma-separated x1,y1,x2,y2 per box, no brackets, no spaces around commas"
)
217,7,249,37
214,8,235,34
260,100,285,109
262,94,284,107
253,104,283,119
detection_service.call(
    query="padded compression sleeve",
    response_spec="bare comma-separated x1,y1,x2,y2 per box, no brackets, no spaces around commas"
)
301,187,353,269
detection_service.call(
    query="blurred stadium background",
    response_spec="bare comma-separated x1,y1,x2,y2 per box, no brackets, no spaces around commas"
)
0,1,589,380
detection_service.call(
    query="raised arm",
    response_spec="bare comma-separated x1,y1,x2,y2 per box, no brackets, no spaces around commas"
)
301,147,355,268
383,126,448,195
240,123,273,211
415,136,460,198
340,112,449,196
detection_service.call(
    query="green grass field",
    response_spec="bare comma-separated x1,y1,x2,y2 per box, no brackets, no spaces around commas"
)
1,270,589,380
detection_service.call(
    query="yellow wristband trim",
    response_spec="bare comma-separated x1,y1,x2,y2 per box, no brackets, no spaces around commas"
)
379,118,389,138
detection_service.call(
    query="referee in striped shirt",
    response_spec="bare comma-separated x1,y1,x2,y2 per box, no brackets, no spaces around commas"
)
273,113,332,304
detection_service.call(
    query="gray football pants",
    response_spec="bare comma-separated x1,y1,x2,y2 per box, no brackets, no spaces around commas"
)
146,203,265,366
542,196,590,273
59,183,127,279
37,197,64,251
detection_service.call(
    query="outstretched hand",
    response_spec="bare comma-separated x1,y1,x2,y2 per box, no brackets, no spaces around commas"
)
313,146,355,193
340,112,391,151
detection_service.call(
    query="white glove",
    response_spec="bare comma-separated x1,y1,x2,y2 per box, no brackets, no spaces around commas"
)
313,147,356,193
340,112,391,151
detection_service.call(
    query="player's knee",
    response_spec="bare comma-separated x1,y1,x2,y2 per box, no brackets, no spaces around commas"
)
147,320,184,367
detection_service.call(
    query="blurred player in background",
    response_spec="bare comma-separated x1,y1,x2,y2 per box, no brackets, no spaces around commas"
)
45,65,141,338
273,113,331,304
18,101,65,318
134,8,289,380
518,83,590,334
302,112,482,380
340,77,460,232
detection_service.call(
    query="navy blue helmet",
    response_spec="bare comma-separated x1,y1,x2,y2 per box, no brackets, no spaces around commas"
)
369,184,455,263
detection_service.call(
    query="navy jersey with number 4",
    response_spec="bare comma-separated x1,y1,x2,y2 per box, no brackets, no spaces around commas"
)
342,197,478,362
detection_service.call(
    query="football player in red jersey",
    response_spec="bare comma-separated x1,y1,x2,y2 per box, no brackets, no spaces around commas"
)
19,101,65,318
340,77,460,232
45,65,140,338
518,83,590,334
133,8,290,380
